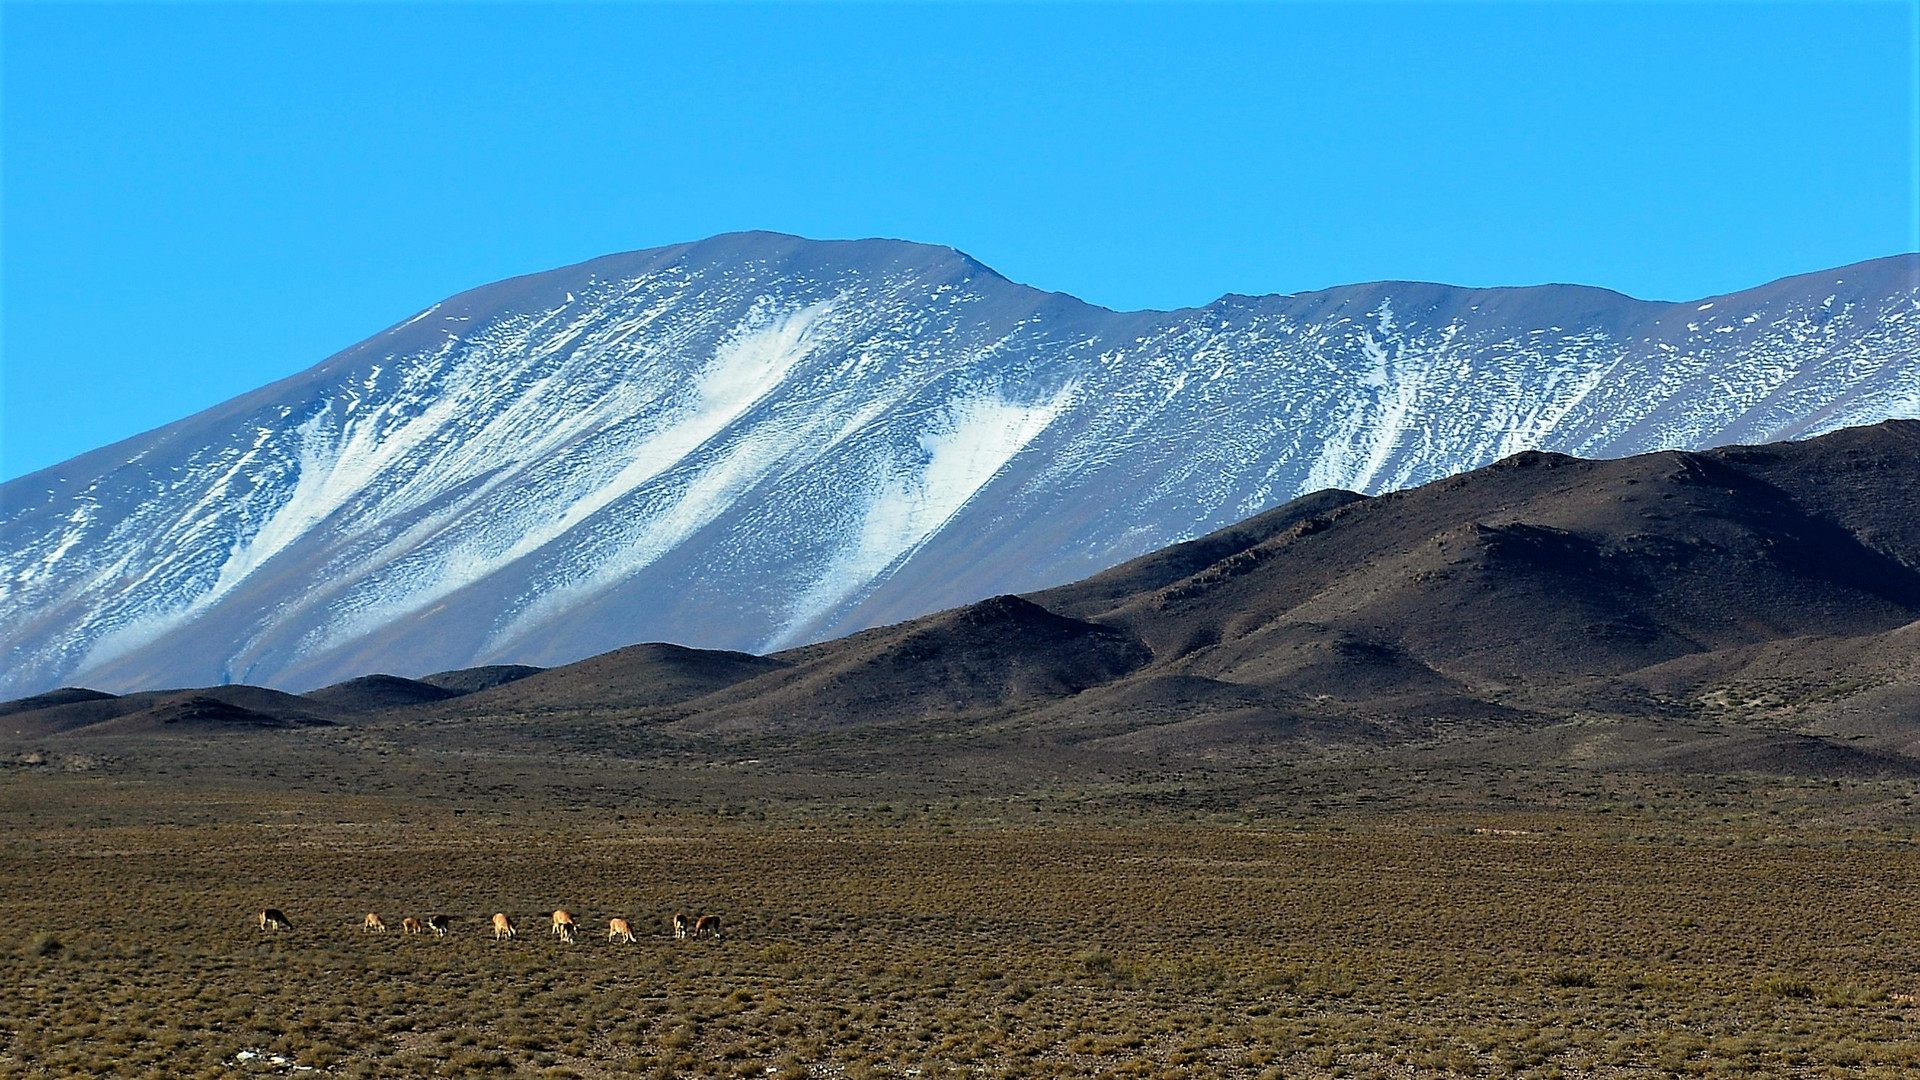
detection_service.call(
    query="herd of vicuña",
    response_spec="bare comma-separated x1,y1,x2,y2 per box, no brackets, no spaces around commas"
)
260,908,717,944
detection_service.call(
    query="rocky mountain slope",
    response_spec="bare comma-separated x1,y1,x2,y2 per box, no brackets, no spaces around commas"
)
3,233,1915,697
10,422,1919,784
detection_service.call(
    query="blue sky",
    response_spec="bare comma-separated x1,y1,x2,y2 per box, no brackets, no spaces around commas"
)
3,2,1915,481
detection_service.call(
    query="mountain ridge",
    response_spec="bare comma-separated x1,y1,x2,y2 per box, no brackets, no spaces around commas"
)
3,233,1915,697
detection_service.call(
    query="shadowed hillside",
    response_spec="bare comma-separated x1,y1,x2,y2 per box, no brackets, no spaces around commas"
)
7,421,1920,781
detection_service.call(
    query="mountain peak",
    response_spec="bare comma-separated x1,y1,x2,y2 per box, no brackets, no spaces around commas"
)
1,242,1914,698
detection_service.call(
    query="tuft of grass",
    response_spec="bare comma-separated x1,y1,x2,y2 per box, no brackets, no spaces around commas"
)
1758,975,1816,999
1077,946,1117,976
23,931,62,958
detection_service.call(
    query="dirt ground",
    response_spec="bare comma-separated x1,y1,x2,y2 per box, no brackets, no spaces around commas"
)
6,746,1920,1080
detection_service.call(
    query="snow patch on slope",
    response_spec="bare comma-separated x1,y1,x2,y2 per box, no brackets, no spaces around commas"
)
766,384,1076,650
73,404,378,674
313,300,836,657
490,299,833,568
1300,306,1425,495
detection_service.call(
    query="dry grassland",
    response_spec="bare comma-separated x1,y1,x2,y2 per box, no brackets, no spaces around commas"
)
5,771,1920,1080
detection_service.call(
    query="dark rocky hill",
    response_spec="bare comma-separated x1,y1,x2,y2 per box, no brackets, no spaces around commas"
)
8,421,1919,778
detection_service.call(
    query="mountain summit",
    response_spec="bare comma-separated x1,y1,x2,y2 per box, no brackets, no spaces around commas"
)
3,233,1916,696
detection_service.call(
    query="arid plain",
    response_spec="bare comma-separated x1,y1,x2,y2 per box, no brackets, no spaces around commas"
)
9,424,1920,1078
6,724,1920,1080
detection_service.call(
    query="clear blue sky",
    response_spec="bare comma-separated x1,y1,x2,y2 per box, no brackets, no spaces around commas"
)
4,2,1915,481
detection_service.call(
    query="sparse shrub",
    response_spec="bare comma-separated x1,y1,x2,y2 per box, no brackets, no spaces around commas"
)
1821,981,1883,1007
23,931,62,958
1759,975,1816,999
1077,947,1117,976
14,763,1920,1080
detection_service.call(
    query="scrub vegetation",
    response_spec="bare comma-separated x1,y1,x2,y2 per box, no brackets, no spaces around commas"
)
5,749,1920,1080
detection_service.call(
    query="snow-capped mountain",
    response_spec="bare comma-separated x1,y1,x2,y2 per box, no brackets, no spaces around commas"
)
4,233,1916,697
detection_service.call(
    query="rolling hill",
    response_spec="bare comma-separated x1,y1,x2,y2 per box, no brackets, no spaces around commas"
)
10,421,1918,779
